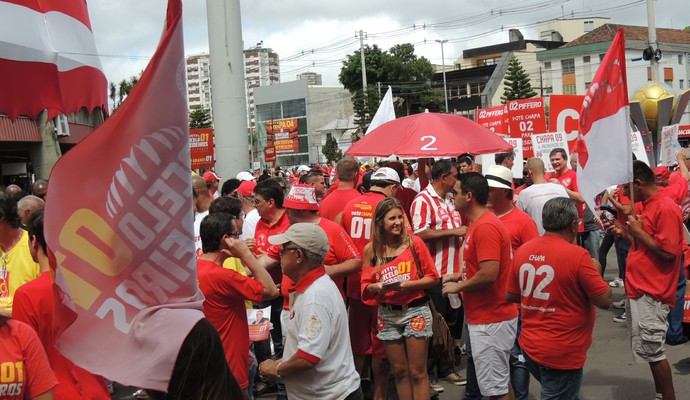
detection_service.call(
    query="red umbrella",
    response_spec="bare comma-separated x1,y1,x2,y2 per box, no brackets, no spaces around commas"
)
345,112,513,158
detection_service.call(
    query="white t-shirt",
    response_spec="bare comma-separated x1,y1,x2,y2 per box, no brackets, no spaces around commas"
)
516,183,568,235
193,210,209,257
240,209,260,240
282,271,360,400
402,177,417,191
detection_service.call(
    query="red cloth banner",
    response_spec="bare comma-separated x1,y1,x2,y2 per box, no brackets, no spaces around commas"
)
0,0,108,120
264,146,276,163
190,128,215,169
507,98,546,158
267,118,300,154
44,0,204,391
549,95,585,153
476,105,506,134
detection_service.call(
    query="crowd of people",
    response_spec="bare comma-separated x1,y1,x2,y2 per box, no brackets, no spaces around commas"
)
0,147,688,399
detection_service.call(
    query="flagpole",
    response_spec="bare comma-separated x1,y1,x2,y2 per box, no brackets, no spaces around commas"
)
628,181,638,250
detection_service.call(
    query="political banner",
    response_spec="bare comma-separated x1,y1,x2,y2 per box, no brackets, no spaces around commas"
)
43,0,204,391
678,125,690,139
190,128,215,169
549,95,585,153
476,105,506,134
476,138,523,179
631,131,650,166
660,124,681,166
264,145,276,163
247,307,272,342
507,98,546,158
266,118,300,154
531,132,568,173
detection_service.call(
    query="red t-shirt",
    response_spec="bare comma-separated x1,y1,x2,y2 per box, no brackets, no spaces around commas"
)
281,218,362,308
552,169,584,232
498,208,539,253
507,235,610,369
319,188,361,221
626,193,684,306
659,170,688,206
341,191,387,299
197,259,264,388
395,187,418,220
461,212,518,324
0,319,58,399
360,235,439,306
12,273,109,399
255,210,291,283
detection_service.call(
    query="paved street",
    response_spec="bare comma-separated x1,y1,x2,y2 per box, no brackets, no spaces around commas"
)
114,250,690,399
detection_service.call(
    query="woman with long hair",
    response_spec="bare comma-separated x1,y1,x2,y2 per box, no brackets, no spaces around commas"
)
361,197,439,400
0,315,57,399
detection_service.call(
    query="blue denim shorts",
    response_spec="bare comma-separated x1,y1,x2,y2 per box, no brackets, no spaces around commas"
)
376,303,433,341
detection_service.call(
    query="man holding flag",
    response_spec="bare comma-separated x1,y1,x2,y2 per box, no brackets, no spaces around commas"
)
578,29,679,400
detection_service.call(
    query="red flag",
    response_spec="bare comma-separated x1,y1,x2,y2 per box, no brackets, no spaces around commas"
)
44,0,203,391
577,28,632,214
0,0,108,120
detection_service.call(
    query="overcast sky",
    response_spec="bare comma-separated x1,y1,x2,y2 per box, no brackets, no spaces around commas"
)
88,0,689,88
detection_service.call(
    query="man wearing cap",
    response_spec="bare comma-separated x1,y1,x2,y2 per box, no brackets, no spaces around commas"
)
203,171,222,199
259,223,362,400
237,171,256,182
233,180,260,241
340,167,404,399
282,184,361,302
517,158,568,235
410,159,467,389
320,156,361,222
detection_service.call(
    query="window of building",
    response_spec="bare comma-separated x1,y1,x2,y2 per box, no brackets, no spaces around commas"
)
664,68,674,86
681,79,685,89
679,54,683,65
585,82,591,90
544,61,551,70
561,59,575,74
563,84,577,95
599,53,606,62
584,20,594,32
583,56,590,63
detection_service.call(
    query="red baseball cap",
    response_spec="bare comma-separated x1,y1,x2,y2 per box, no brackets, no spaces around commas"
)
235,181,256,197
653,166,670,182
203,171,222,182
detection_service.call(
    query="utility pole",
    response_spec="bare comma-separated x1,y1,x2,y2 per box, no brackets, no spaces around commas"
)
646,0,660,82
538,67,544,97
435,39,449,113
356,30,368,92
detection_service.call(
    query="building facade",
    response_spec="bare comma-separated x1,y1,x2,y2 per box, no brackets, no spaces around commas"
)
297,72,323,86
186,53,213,115
244,45,280,133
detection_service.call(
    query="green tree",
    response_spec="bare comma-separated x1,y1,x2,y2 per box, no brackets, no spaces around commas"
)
322,133,343,163
351,85,381,141
109,72,142,113
189,108,212,128
339,43,434,117
685,26,690,32
501,55,537,103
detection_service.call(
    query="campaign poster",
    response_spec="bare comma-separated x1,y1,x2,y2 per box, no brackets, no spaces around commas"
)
476,105,506,134
660,124,681,166
264,146,276,163
548,95,585,153
476,138,523,179
531,132,568,173
190,128,215,169
507,98,546,158
266,118,300,154
678,125,690,139
247,306,272,342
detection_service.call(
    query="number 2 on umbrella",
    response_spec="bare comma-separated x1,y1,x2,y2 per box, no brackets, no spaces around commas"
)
420,135,437,151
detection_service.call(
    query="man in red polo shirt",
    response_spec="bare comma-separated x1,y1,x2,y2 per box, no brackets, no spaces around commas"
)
12,210,110,399
197,212,279,393
507,197,610,399
320,156,361,222
443,172,517,400
608,160,683,400
548,148,585,236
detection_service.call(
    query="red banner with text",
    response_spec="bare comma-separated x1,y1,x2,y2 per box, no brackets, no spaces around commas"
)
549,95,585,153
476,105,507,134
264,146,276,163
190,128,215,169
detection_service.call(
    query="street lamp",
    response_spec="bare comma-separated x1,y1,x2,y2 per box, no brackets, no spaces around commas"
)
435,39,449,113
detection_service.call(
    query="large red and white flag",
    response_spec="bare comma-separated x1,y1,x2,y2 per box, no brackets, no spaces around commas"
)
44,0,204,391
577,28,633,214
0,0,107,120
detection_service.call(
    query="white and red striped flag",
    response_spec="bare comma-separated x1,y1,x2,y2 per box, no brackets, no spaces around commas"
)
44,0,204,391
0,0,107,120
577,28,633,214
